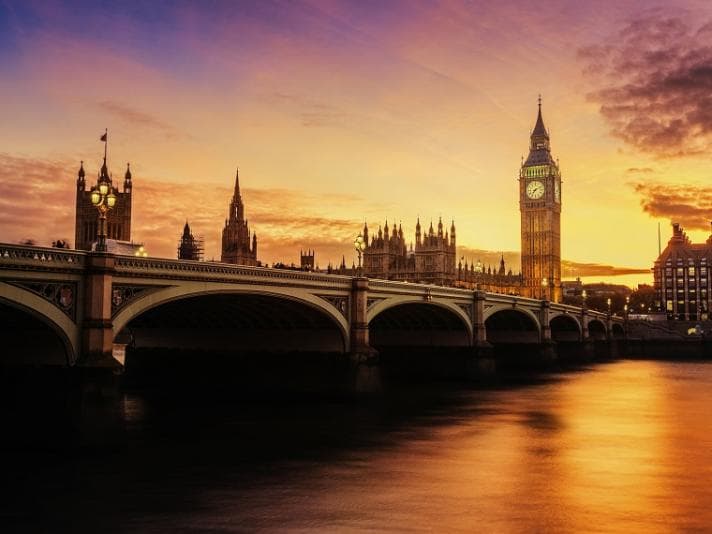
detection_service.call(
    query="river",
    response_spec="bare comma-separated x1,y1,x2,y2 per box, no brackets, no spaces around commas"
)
3,359,712,532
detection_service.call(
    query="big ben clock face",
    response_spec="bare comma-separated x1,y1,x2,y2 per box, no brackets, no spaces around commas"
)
526,180,545,200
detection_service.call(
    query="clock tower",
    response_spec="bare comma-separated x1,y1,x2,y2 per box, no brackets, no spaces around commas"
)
519,98,562,302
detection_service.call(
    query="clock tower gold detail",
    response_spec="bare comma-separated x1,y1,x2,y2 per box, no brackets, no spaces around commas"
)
519,98,562,302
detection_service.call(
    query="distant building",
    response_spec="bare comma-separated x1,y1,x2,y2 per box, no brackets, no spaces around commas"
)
455,255,522,294
653,222,712,320
221,169,258,266
300,249,315,271
362,218,456,286
561,277,583,297
360,219,521,292
75,157,132,251
177,221,203,261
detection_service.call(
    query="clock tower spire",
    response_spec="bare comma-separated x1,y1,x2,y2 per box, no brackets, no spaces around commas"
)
519,97,562,302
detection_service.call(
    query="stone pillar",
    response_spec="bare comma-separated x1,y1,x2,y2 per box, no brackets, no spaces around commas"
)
81,253,120,368
469,290,495,378
580,310,595,361
540,300,552,341
348,277,379,393
349,277,377,363
606,314,613,341
473,290,488,346
580,308,589,340
539,300,557,365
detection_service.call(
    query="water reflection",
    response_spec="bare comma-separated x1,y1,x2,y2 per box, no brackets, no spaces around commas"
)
4,360,712,532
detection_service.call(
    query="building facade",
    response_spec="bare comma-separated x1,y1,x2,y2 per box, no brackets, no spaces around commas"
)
362,218,457,285
653,223,712,321
300,249,315,270
360,219,522,291
221,169,258,266
177,221,203,261
75,158,132,251
519,100,562,302
454,255,522,294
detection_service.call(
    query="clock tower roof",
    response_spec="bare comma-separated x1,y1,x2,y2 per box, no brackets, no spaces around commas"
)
524,96,556,167
531,96,549,139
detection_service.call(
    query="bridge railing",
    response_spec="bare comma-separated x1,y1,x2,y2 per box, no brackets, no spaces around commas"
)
367,278,473,298
114,255,354,286
0,243,86,271
484,292,542,306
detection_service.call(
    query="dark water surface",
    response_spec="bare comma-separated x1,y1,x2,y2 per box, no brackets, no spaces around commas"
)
4,359,712,533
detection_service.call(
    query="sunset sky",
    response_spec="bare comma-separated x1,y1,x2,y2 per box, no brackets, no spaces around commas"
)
2,0,712,287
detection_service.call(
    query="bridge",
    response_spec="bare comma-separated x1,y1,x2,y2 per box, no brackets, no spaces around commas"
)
0,244,625,372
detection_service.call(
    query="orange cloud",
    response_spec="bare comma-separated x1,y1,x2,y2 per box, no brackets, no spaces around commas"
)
631,181,712,232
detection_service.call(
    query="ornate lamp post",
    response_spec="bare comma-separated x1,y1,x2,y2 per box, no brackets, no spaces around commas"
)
580,289,588,339
354,234,366,276
541,277,548,300
607,297,612,316
90,172,117,252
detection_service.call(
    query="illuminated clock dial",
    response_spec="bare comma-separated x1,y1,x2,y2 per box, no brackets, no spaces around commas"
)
554,180,560,202
526,180,545,200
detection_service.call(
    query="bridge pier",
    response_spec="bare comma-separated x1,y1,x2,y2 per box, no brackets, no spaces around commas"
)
538,300,557,366
349,277,380,392
80,253,120,369
468,290,496,379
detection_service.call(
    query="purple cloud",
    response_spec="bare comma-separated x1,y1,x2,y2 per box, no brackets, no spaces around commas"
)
580,11,712,157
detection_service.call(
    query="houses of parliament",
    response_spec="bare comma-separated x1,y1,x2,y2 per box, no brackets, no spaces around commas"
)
73,100,562,302
359,100,562,301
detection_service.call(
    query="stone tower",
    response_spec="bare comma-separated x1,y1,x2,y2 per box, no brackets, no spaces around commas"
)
75,157,133,251
519,98,562,302
221,168,258,266
178,221,203,261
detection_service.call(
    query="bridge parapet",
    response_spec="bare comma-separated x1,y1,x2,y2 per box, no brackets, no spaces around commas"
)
0,243,86,272
114,255,353,287
367,278,471,298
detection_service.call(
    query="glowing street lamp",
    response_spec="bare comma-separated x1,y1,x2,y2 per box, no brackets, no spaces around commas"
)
354,233,366,276
607,297,612,315
541,277,548,300
90,173,116,252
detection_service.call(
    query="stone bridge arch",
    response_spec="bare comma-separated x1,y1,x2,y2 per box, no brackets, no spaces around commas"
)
112,283,351,353
587,318,608,340
0,282,79,365
483,304,541,344
367,296,473,346
549,312,582,342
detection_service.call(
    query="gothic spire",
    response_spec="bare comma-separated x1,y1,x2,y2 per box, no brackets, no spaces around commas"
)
525,95,554,164
234,167,241,198
532,94,549,139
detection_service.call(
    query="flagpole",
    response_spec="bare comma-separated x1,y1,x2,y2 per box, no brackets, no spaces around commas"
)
104,128,108,161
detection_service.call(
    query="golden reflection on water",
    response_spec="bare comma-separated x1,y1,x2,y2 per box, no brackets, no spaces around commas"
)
190,361,712,532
